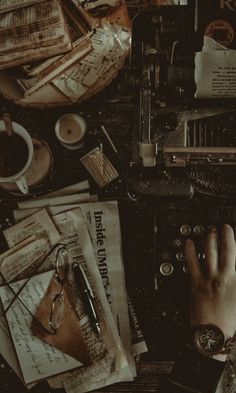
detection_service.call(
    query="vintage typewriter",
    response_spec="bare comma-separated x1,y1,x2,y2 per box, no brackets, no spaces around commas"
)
121,0,236,360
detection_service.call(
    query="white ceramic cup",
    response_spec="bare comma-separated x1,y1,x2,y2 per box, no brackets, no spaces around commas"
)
55,113,87,150
0,121,33,194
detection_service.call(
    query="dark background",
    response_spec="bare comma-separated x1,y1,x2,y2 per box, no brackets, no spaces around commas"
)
1,2,236,392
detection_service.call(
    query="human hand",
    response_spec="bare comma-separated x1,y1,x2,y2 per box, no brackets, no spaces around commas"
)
185,225,236,354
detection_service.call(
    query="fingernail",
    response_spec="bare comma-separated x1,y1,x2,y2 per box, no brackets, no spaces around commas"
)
185,239,192,246
209,226,217,233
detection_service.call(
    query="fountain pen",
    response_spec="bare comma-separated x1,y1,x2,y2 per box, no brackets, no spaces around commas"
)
72,262,101,338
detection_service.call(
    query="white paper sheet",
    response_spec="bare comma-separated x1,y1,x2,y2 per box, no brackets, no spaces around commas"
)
195,36,236,98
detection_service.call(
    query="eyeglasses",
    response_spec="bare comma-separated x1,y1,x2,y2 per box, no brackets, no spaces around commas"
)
48,246,68,333
0,243,68,335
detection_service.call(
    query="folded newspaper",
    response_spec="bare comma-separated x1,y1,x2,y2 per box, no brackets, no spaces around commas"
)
0,183,147,392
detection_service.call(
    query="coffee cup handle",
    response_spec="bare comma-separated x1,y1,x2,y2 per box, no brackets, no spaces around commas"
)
16,176,29,194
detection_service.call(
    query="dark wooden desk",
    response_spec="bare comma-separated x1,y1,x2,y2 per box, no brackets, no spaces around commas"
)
0,77,177,393
1,3,236,392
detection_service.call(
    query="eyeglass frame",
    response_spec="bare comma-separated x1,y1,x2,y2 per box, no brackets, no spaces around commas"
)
0,242,69,335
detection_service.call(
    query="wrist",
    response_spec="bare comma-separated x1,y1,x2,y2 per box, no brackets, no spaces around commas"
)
212,353,227,362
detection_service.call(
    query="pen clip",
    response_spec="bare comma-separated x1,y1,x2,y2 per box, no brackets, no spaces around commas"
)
72,262,95,299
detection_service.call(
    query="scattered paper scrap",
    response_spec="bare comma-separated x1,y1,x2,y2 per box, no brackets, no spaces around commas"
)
52,22,131,103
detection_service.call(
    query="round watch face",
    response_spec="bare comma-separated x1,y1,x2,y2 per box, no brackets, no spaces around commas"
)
193,324,225,356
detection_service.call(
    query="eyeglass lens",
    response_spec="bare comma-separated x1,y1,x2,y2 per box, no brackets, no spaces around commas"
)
48,246,68,331
49,293,65,331
55,247,67,283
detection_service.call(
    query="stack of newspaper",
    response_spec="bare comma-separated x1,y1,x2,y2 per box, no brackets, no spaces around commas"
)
0,180,147,392
0,0,93,93
0,0,131,102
